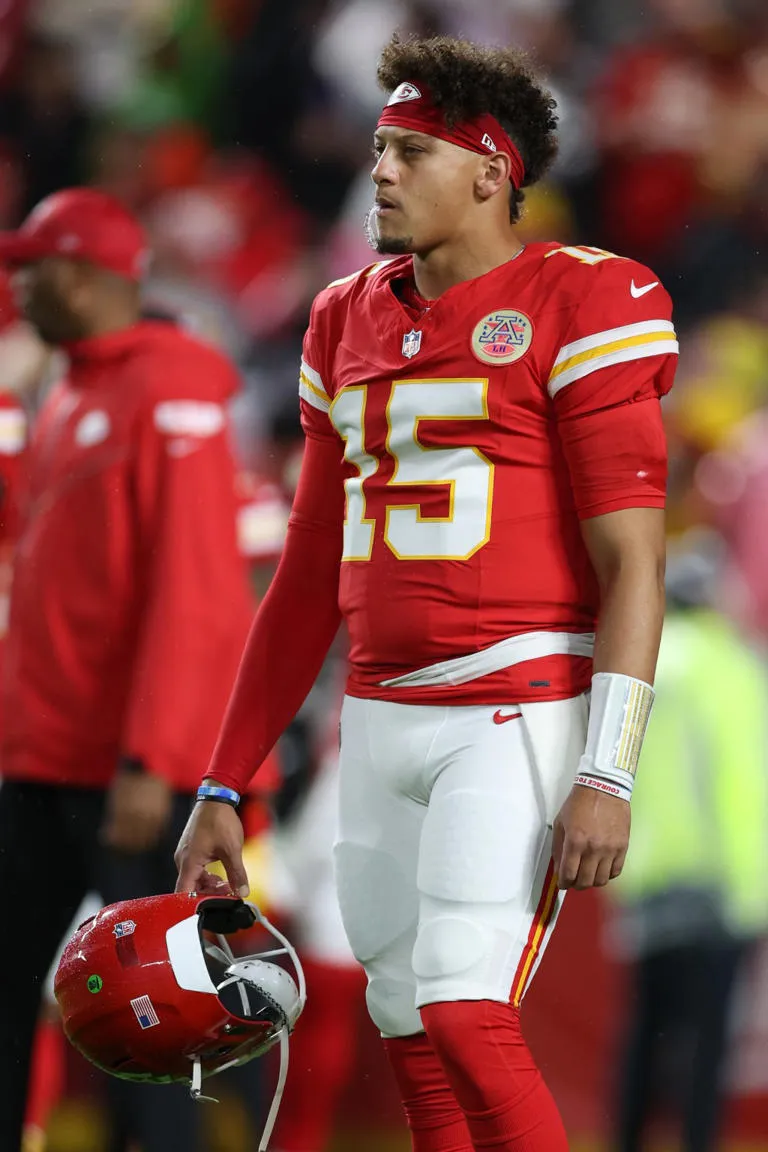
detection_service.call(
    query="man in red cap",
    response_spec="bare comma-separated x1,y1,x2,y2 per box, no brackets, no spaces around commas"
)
0,187,255,1152
176,35,680,1152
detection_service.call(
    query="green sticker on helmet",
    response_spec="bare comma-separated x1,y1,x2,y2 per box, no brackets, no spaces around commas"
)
87,974,103,994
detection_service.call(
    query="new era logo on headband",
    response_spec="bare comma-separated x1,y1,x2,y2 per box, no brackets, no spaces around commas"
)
387,82,422,106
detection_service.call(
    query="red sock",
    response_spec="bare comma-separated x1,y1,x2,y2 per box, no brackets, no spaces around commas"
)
421,1000,568,1151
384,1032,474,1152
271,958,365,1151
24,1014,66,1136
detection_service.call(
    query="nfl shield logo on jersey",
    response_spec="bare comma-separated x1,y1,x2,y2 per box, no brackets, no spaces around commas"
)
402,329,422,359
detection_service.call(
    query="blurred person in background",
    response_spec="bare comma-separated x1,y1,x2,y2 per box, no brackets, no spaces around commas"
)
668,266,768,463
607,541,768,1152
223,0,370,226
655,263,768,539
589,0,768,325
177,33,678,1152
688,284,768,645
0,32,92,218
0,187,255,1152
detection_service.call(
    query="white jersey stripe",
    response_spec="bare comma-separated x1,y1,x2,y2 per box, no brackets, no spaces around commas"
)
299,380,331,413
548,340,679,398
553,320,675,367
0,409,26,455
299,358,328,397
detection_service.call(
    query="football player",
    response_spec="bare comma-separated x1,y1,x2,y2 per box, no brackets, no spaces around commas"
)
176,36,678,1151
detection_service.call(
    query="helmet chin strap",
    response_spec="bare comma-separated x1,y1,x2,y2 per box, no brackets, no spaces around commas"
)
258,1028,289,1152
190,1059,219,1104
189,1036,290,1149
189,904,306,1150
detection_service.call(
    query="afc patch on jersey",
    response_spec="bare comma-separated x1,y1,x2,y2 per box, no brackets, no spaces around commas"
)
472,309,533,366
402,329,423,359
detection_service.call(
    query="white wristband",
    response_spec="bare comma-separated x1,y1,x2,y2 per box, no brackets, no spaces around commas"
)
575,672,655,803
574,773,633,803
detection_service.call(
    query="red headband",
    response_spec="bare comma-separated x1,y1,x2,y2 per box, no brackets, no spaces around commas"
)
377,81,526,189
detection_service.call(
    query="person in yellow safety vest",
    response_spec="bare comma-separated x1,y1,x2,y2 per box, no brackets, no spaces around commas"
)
607,541,768,1152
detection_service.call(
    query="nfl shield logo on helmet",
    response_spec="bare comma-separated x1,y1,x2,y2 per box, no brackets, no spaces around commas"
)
402,329,422,359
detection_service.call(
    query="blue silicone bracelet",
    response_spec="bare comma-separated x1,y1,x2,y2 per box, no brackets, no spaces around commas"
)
196,784,241,808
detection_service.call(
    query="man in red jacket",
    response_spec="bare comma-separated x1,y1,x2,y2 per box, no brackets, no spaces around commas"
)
0,188,255,1152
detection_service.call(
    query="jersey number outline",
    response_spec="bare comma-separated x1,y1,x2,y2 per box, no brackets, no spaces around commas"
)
544,244,620,265
331,379,494,562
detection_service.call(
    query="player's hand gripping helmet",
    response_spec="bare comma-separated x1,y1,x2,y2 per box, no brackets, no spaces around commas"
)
54,892,306,1151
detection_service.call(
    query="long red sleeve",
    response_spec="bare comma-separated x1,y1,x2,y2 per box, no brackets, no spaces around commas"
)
206,432,345,792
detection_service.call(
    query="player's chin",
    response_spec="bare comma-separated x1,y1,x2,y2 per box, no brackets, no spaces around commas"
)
376,234,416,255
365,208,414,255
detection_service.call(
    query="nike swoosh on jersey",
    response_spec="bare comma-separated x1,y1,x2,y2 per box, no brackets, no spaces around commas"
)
630,279,659,298
493,710,523,724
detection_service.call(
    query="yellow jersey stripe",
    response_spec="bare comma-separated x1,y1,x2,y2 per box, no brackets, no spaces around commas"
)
548,339,679,398
551,330,674,382
299,357,328,394
553,319,675,365
299,380,330,413
299,370,330,405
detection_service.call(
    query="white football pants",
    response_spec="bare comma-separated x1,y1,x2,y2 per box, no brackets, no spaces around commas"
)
333,692,588,1037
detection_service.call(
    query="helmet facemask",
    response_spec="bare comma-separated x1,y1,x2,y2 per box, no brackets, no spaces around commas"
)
173,899,306,1148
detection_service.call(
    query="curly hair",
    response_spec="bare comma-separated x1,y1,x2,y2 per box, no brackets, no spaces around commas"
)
377,35,559,222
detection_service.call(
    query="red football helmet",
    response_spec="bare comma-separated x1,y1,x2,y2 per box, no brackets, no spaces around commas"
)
55,892,305,1146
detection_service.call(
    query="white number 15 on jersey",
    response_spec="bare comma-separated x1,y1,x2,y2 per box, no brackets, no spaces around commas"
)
330,379,494,562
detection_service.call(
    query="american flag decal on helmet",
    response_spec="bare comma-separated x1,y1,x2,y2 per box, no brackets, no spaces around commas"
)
130,995,160,1029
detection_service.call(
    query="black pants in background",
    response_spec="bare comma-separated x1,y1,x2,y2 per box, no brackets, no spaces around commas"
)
0,779,205,1152
614,939,750,1152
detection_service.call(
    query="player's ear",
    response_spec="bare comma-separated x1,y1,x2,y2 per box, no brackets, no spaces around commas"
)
475,152,512,204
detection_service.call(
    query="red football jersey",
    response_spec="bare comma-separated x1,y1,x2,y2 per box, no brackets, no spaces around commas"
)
299,243,678,705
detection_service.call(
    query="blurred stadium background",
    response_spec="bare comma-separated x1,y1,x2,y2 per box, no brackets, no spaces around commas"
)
2,0,768,1149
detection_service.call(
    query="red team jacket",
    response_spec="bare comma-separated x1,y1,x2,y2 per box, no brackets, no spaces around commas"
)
1,321,255,791
299,243,678,706
0,272,31,573
0,391,26,556
0,392,27,739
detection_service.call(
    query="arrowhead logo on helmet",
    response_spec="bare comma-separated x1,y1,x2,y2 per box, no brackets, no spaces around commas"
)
54,892,306,1149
